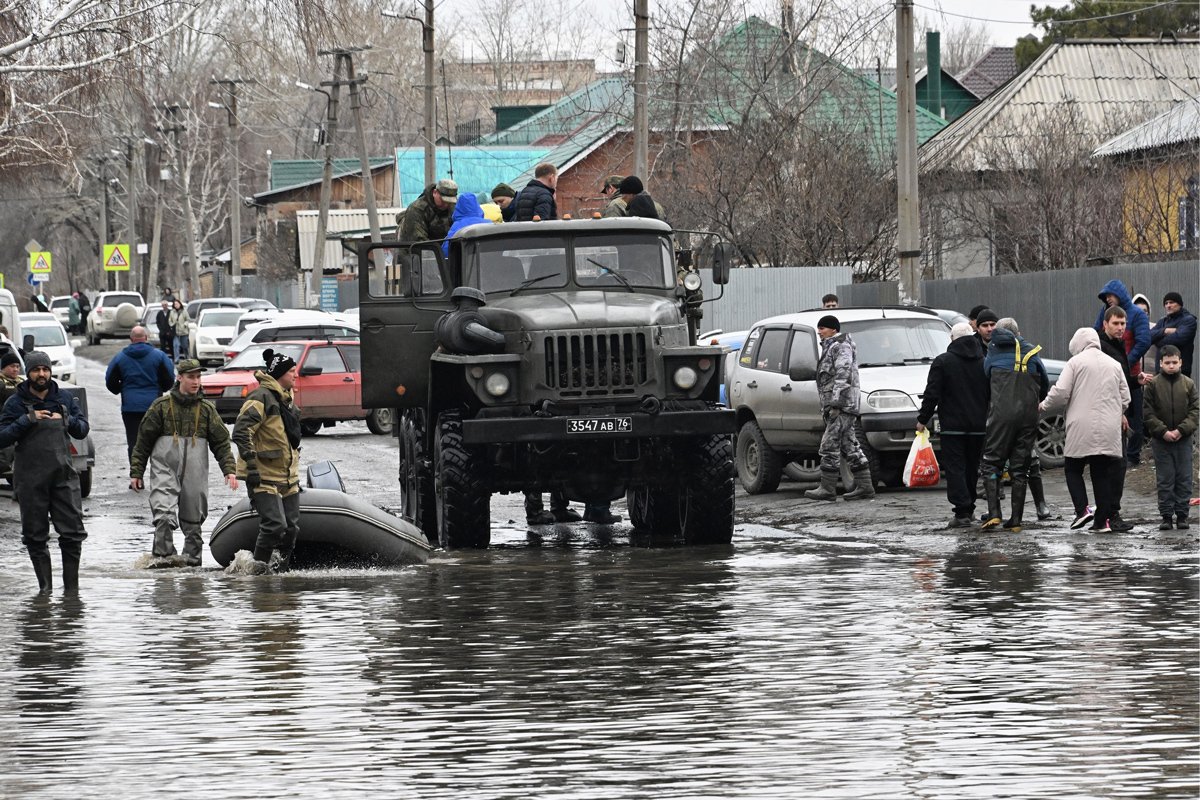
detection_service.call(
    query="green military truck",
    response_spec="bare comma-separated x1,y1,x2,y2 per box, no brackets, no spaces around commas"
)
357,218,737,549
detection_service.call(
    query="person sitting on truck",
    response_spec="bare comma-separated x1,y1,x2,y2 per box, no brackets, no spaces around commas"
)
397,178,457,242
511,163,558,222
442,193,489,256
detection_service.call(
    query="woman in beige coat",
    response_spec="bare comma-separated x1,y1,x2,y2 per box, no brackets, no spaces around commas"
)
1040,327,1131,531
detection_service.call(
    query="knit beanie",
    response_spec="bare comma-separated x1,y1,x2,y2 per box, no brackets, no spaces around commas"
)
263,348,296,379
975,309,1000,325
491,183,516,199
817,315,841,332
1163,291,1183,306
24,351,52,372
0,351,20,369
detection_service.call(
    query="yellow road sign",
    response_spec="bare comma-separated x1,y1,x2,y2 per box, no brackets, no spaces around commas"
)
29,251,52,273
103,243,131,271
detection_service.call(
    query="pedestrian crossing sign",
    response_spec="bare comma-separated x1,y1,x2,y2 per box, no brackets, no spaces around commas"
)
29,251,52,273
103,243,131,271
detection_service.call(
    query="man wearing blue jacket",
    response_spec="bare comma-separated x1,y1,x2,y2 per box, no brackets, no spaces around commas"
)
1093,279,1150,466
442,193,488,256
0,351,90,593
106,325,174,460
1150,291,1196,377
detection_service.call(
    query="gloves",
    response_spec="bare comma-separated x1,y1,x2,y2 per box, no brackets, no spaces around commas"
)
245,465,261,490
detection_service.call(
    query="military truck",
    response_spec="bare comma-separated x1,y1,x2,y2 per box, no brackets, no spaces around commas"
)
357,218,737,549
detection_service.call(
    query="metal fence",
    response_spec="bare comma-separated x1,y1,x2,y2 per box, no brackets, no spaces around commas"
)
837,260,1199,361
700,266,854,334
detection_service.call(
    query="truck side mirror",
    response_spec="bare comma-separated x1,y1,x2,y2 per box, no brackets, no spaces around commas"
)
788,364,816,382
712,242,734,285
22,334,34,354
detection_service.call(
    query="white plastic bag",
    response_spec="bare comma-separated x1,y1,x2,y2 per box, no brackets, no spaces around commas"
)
903,429,940,488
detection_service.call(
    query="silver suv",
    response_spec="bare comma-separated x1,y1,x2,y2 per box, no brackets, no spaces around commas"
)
728,307,950,492
85,291,145,344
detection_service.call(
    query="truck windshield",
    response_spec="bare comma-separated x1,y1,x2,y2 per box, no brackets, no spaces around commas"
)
472,234,674,294
843,319,950,367
574,234,674,289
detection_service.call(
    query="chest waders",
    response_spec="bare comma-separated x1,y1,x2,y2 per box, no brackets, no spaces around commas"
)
982,343,1043,532
15,409,87,594
148,398,210,565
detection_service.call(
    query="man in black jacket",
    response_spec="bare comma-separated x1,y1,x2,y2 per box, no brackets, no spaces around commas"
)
511,163,558,222
1098,305,1136,531
917,323,988,527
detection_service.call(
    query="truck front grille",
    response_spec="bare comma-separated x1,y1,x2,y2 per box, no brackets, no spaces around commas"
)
545,331,648,396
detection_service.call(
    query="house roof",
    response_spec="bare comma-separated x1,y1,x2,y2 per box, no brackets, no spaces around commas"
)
255,160,393,203
395,147,551,204
1093,97,1200,157
956,47,1018,99
920,39,1200,173
269,158,392,191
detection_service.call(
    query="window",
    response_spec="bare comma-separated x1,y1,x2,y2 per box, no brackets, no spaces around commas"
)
368,246,445,298
102,293,143,308
303,346,346,375
574,234,674,289
226,343,303,371
255,325,321,343
322,326,360,340
788,331,817,373
200,310,245,327
27,325,66,347
842,319,950,367
1178,177,1198,250
750,329,789,373
471,237,570,294
338,345,361,372
739,328,763,367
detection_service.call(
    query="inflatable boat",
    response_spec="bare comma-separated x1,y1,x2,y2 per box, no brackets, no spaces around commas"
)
210,488,431,568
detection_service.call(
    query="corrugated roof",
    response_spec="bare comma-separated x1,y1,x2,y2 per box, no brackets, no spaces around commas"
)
1093,97,1200,157
920,39,1200,173
957,47,1018,99
395,147,550,204
270,158,391,191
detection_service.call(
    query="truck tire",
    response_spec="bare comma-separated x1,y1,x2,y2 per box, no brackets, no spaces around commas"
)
735,420,782,494
400,410,437,541
626,485,683,536
434,410,490,549
366,407,394,436
682,434,735,544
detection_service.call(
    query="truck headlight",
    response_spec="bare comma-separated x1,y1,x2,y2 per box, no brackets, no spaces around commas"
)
673,366,699,390
866,390,916,410
484,372,510,397
682,272,702,291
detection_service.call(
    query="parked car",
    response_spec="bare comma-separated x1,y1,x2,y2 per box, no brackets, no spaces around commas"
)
222,314,360,363
49,296,74,328
86,291,145,344
200,340,391,435
190,308,246,365
702,329,749,405
18,313,77,383
185,296,275,322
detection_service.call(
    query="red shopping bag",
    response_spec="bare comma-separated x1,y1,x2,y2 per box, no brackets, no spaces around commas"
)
903,430,940,488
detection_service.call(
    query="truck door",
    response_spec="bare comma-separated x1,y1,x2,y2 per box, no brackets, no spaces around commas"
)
359,243,453,409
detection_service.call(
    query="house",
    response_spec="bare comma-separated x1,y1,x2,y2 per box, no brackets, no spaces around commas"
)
912,67,979,122
919,38,1200,278
955,47,1018,101
1093,98,1200,253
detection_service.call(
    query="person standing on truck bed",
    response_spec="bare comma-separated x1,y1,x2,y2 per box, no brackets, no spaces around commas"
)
397,178,458,242
511,163,558,222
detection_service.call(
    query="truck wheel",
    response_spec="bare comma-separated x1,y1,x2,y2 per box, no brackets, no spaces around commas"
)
735,420,782,494
682,434,735,544
400,410,437,541
366,407,394,436
434,410,490,549
626,485,683,536
78,467,92,498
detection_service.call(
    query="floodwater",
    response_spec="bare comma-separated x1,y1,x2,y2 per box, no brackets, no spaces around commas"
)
0,523,1195,799
0,354,1195,798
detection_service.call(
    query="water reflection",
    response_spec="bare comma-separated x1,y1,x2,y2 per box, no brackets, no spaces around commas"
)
14,596,89,721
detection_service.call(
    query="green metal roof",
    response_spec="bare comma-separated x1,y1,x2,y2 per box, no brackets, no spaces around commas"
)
395,148,550,205
269,158,392,191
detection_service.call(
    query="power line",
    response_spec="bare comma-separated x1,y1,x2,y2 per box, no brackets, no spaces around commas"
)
913,0,1188,26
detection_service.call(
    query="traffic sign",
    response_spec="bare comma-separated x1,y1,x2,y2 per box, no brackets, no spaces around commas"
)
29,251,52,273
103,243,131,271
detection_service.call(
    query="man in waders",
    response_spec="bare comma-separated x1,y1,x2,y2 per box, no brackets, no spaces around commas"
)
232,349,302,574
129,359,238,566
0,351,89,593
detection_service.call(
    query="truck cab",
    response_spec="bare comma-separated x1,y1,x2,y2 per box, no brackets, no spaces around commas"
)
358,218,737,549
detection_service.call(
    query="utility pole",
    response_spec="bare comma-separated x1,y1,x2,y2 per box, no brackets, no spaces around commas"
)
633,0,649,180
344,50,381,243
383,3,435,186
115,139,138,293
310,53,345,309
895,0,921,304
159,104,200,299
148,139,166,300
93,156,112,292
211,78,245,297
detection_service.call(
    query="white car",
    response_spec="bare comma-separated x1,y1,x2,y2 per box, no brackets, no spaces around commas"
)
86,291,146,344
18,313,77,383
191,307,246,366
48,296,75,328
222,312,359,363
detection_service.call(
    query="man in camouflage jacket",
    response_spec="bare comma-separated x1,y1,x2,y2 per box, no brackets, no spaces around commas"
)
806,315,874,501
130,359,237,566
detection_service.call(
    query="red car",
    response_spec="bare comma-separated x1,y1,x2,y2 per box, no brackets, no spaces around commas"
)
201,340,392,435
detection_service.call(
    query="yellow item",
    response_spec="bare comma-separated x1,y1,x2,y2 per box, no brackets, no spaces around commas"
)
481,203,502,223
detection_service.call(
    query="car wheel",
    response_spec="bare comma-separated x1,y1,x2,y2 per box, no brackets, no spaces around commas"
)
366,407,395,436
300,420,323,437
1036,413,1066,469
783,457,821,482
734,420,782,494
78,467,92,498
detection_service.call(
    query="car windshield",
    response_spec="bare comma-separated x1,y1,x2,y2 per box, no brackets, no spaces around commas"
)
50,297,71,308
102,293,142,307
26,325,66,347
842,318,950,367
201,310,244,327
223,343,303,371
470,233,674,294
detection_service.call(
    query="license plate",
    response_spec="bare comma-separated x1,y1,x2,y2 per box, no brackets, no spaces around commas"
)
566,416,632,434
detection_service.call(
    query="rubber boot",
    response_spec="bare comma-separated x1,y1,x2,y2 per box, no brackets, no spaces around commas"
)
843,466,876,500
28,547,53,595
981,477,1002,529
804,471,838,501
1029,473,1052,520
60,540,81,594
1003,479,1027,532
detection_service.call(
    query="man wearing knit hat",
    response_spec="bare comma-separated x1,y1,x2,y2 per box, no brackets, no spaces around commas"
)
805,315,875,501
0,350,89,593
0,350,23,488
1150,291,1195,377
491,183,517,222
232,348,302,573
130,358,238,567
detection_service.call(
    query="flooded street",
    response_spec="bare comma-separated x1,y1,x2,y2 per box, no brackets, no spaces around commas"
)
0,354,1196,799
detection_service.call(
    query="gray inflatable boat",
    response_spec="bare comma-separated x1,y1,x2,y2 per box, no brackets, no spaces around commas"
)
210,488,431,568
